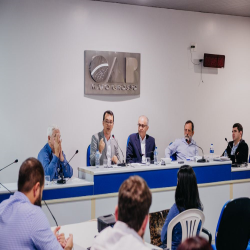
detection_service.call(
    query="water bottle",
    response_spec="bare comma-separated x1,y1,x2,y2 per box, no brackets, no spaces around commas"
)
210,144,214,161
224,150,228,157
95,150,100,167
154,147,158,165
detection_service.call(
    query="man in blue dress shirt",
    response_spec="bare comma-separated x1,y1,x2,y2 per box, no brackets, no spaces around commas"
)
0,157,73,249
38,125,73,181
165,120,198,160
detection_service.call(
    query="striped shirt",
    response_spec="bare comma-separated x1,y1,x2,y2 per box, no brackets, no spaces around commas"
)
0,191,62,250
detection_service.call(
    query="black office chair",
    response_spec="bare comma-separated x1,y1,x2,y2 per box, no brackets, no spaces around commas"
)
212,197,250,250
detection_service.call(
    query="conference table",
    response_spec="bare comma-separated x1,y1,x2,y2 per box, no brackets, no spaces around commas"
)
51,220,161,250
1,160,250,244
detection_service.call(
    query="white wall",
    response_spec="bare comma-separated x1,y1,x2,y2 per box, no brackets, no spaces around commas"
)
1,0,250,183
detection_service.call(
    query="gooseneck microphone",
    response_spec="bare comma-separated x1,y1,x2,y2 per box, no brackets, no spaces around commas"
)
57,150,78,184
112,135,126,167
0,159,18,190
225,138,232,150
186,139,206,163
43,200,58,227
0,159,18,172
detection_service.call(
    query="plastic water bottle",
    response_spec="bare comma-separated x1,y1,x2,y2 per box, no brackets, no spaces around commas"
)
224,150,228,157
154,147,158,165
95,150,100,167
210,144,214,161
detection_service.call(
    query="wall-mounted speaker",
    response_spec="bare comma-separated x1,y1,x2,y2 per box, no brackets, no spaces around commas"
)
203,53,225,68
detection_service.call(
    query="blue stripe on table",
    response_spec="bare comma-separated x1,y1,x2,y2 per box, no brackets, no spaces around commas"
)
231,170,250,180
93,164,232,195
42,185,94,200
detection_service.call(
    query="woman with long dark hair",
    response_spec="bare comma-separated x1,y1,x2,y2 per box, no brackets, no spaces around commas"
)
161,165,203,250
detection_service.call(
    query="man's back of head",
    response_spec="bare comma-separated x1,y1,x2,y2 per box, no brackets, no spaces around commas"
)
117,175,152,233
92,176,152,250
18,157,44,193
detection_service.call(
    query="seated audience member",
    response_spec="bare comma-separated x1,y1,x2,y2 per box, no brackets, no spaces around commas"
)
222,123,249,164
91,176,152,250
38,125,73,181
177,236,212,250
90,110,119,166
165,120,198,160
126,115,155,163
0,158,73,249
161,165,203,250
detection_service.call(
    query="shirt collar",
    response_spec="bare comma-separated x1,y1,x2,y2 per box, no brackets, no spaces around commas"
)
233,140,241,147
182,137,195,145
46,143,53,155
13,191,32,204
114,221,144,244
139,135,146,143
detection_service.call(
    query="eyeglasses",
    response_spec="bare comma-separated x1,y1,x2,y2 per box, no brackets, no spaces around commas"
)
138,123,147,129
104,120,114,125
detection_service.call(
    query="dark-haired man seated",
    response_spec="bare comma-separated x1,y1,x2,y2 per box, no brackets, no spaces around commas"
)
90,110,120,166
0,157,73,249
91,176,152,250
222,123,249,164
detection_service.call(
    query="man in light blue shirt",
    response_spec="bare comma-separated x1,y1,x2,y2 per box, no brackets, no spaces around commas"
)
38,125,73,180
165,120,198,160
0,157,73,249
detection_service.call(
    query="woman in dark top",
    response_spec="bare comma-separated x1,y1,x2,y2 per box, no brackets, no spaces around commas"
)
161,165,203,250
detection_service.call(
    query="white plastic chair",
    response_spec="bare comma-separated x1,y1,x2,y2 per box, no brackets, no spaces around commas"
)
166,209,205,250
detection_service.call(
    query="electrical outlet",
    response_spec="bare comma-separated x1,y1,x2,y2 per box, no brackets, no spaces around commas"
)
191,43,197,52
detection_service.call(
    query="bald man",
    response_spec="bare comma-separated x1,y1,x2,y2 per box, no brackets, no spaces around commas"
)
126,116,156,163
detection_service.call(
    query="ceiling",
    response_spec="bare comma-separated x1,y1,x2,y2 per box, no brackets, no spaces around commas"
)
92,0,250,17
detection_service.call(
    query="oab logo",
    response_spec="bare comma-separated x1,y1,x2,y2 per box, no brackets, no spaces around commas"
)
84,50,140,95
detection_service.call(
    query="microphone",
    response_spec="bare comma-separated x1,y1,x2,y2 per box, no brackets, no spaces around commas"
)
225,138,232,149
43,200,58,227
188,141,206,163
0,183,13,194
112,135,126,167
0,159,18,172
57,150,78,184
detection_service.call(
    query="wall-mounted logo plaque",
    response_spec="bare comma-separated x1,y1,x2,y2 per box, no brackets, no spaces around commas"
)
84,50,140,95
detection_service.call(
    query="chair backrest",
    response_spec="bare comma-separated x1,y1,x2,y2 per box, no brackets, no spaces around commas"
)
167,209,205,250
169,142,177,161
249,155,250,163
215,197,250,250
86,145,91,166
127,135,130,147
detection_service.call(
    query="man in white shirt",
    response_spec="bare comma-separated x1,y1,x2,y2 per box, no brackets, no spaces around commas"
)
91,176,152,250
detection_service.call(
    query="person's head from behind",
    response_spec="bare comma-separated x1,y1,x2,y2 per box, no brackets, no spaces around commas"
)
175,165,203,211
177,236,212,250
232,123,243,143
18,158,45,207
115,176,152,238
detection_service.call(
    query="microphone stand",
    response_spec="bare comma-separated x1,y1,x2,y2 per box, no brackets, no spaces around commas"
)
112,135,126,167
0,159,18,189
187,139,206,163
57,150,78,184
